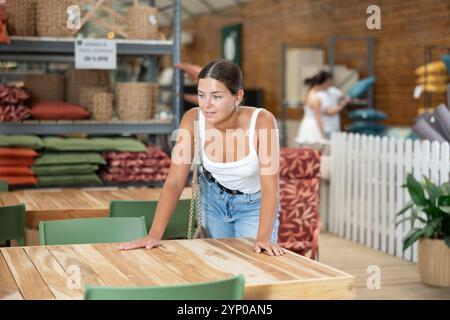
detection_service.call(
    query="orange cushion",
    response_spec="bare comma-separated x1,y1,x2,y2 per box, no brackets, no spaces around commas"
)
0,166,34,176
0,175,37,185
31,101,90,120
0,158,35,166
0,23,10,44
0,147,38,158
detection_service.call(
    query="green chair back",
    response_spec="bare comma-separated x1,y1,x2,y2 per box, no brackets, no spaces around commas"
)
0,180,8,192
109,199,191,239
0,204,25,246
84,274,245,300
39,217,147,245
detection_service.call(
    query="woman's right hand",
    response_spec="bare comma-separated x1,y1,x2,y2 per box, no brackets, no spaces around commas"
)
118,236,161,251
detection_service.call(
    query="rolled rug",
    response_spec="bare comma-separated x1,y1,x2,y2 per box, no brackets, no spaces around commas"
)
433,104,450,142
412,118,446,143
415,110,448,140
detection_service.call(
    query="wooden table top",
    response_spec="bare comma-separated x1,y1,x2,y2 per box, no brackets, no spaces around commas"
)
0,188,192,228
0,238,355,300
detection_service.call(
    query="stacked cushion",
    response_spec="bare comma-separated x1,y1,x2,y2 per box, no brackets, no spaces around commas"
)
0,135,44,149
42,137,147,152
0,85,31,121
347,76,376,98
30,101,90,120
0,147,38,186
100,145,171,182
34,152,105,187
347,108,387,136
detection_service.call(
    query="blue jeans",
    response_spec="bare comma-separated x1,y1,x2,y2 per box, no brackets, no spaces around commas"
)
198,166,280,243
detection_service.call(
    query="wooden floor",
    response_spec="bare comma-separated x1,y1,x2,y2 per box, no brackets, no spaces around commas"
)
319,233,450,299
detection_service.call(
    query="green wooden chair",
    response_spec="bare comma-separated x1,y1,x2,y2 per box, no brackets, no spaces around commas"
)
0,204,25,246
0,180,8,192
109,199,191,239
84,274,245,300
39,217,147,245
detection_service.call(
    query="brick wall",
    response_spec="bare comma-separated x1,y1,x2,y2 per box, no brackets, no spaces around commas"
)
181,0,450,125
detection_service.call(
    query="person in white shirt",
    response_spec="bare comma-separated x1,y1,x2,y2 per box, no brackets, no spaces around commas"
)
316,73,351,139
296,71,350,143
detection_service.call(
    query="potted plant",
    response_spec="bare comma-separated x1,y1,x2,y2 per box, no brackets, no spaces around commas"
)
396,173,450,287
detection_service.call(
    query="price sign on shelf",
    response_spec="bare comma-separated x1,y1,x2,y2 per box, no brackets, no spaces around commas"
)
75,39,117,70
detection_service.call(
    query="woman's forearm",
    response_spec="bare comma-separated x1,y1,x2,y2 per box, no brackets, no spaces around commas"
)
257,186,278,241
147,180,186,239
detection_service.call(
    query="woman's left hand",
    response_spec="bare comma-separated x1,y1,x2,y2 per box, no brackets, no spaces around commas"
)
254,240,288,256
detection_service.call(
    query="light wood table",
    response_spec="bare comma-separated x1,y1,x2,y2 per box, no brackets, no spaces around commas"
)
0,238,355,300
0,188,192,245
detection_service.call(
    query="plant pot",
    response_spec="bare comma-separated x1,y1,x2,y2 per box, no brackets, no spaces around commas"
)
418,238,450,287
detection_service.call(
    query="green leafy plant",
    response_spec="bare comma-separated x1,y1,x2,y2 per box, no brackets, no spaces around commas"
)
395,173,450,251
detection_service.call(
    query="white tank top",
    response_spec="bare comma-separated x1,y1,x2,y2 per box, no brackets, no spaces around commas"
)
199,107,262,194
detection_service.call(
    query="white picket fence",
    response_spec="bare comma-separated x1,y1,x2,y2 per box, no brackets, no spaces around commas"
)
328,132,450,262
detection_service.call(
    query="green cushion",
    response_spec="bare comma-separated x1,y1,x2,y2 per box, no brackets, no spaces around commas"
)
34,152,106,166
0,135,44,149
347,121,386,134
37,174,102,186
347,76,377,98
33,164,99,176
348,108,387,121
43,137,147,152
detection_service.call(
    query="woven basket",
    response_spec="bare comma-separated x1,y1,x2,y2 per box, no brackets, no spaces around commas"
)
126,3,159,40
115,82,157,121
6,0,36,36
24,74,65,102
79,86,110,113
36,0,77,37
66,69,110,105
92,92,113,121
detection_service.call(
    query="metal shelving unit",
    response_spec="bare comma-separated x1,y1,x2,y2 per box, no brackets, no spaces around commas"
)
0,0,183,135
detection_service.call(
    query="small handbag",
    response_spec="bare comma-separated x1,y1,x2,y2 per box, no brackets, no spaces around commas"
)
187,108,210,239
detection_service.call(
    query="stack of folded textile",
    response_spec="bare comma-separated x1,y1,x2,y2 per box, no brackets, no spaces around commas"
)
33,136,148,186
0,135,43,186
0,85,31,121
33,152,105,187
100,145,171,182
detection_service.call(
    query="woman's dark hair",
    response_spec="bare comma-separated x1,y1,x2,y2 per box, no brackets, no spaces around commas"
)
198,59,243,95
304,70,332,86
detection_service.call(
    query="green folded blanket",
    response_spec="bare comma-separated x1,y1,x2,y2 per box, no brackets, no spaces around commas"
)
37,174,102,186
43,137,147,152
34,152,106,166
0,135,44,149
32,164,99,176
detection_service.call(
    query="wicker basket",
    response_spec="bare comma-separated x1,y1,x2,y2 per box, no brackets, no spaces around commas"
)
79,86,110,113
115,82,157,121
66,69,110,105
126,2,159,40
92,92,113,121
36,0,77,37
6,0,36,36
24,74,65,102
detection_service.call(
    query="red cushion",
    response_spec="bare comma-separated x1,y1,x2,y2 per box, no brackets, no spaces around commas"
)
31,101,90,120
0,148,38,158
0,158,35,166
0,175,37,185
0,166,34,176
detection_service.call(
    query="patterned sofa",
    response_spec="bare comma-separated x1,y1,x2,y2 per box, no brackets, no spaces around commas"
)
278,148,321,260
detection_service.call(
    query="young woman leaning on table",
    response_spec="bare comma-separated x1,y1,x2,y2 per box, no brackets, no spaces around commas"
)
120,59,286,256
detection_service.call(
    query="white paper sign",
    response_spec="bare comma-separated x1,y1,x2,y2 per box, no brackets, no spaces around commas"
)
75,39,117,70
